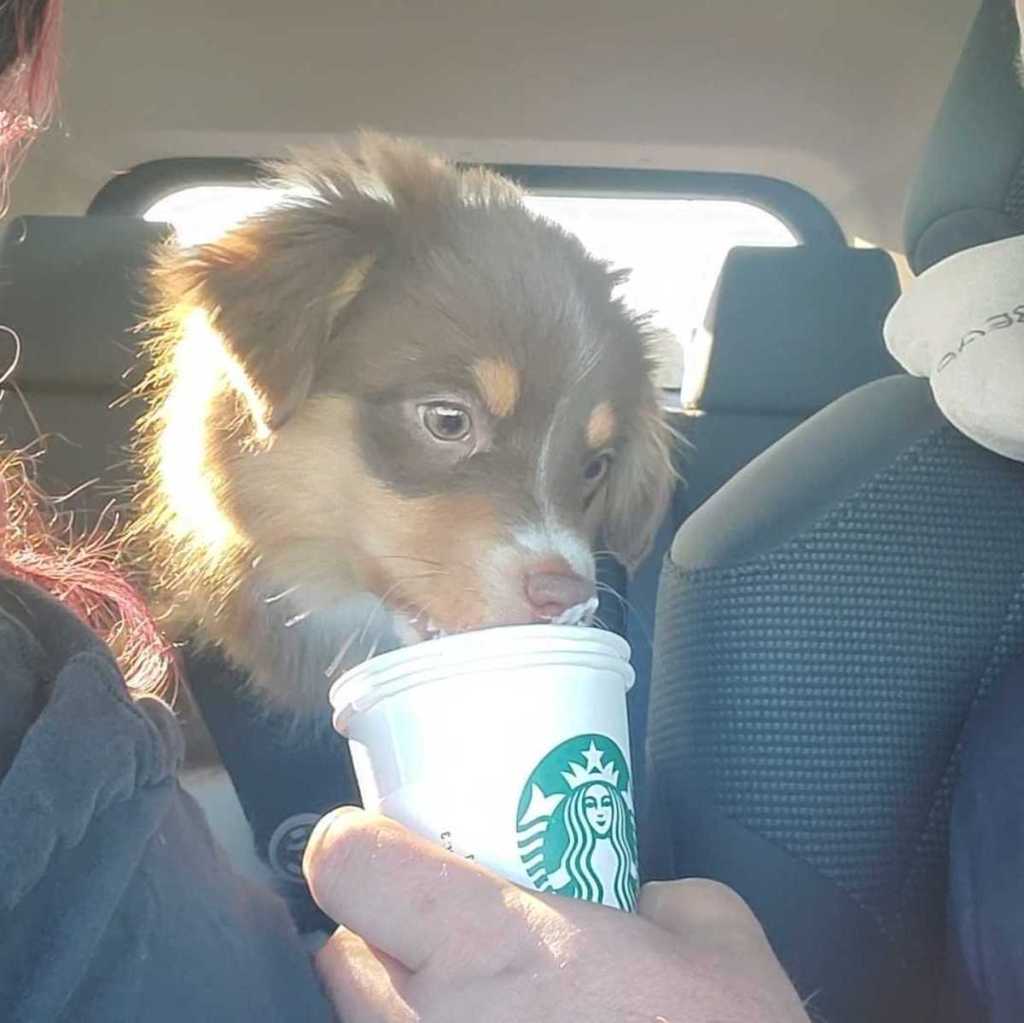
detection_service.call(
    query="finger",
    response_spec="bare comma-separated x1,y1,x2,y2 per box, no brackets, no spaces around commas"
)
639,881,812,1019
314,928,416,1023
304,806,524,972
638,879,765,940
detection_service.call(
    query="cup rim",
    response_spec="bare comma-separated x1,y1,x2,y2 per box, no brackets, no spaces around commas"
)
337,624,629,683
329,624,633,731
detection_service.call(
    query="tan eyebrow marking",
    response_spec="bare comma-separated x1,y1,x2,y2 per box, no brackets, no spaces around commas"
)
586,401,617,449
473,358,520,418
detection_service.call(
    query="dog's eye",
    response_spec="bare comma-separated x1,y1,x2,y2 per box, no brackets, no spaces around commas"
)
583,452,613,487
420,403,473,442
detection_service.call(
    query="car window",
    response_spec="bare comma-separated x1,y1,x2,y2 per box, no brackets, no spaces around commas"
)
146,186,796,389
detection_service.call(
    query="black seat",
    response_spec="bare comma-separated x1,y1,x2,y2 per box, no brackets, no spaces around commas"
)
0,215,170,513
643,3,1024,1022
903,0,1024,273
611,244,902,756
679,244,902,514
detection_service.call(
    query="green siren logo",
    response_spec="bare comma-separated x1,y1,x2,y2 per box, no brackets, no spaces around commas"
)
516,734,638,911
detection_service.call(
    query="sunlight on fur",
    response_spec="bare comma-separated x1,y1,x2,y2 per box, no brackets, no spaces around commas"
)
156,306,269,553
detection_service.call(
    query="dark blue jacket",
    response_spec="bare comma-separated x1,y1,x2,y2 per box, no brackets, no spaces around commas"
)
0,579,336,1022
948,654,1024,1022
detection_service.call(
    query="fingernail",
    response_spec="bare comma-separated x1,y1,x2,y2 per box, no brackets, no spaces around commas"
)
329,804,362,817
305,805,364,872
318,804,364,840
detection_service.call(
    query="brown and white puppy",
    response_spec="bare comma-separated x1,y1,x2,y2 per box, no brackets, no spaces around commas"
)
136,134,673,714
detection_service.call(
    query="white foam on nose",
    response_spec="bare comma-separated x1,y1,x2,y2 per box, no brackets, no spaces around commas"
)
552,595,600,626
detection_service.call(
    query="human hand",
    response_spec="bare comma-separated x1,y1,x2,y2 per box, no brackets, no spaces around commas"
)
304,806,810,1023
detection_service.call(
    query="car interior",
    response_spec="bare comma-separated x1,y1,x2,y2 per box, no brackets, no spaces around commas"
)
3,1,1024,1021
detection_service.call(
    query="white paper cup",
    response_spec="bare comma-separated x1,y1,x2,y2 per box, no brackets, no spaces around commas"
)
329,625,639,911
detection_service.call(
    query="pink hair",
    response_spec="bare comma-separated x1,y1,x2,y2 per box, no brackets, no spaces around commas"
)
0,451,177,696
0,3,175,695
0,0,62,210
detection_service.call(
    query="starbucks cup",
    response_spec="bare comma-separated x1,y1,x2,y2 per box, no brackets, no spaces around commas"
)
329,625,639,911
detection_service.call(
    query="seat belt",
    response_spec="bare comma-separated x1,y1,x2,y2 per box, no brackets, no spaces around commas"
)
185,644,360,932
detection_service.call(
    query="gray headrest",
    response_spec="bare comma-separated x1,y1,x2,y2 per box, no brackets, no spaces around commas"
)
0,215,171,390
691,246,902,416
903,0,1024,273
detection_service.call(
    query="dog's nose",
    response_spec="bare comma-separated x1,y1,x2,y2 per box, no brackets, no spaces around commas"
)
525,560,596,621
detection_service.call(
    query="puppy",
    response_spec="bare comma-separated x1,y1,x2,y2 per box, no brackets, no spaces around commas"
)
136,134,673,714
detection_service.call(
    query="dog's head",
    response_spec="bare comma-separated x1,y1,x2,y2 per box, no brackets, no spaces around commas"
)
140,134,674,711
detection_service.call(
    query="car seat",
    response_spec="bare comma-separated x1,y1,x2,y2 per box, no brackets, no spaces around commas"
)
0,215,171,513
613,244,901,757
642,3,1024,1021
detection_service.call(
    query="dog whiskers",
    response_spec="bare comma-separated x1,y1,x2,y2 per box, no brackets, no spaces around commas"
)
364,554,444,569
592,580,654,652
358,580,407,645
284,609,312,628
325,629,361,680
357,571,446,645
595,579,629,608
264,584,299,605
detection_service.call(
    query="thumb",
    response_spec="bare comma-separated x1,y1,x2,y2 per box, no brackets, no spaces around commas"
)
303,805,515,973
638,879,766,941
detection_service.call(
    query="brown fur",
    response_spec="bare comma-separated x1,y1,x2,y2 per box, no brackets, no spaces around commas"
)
134,133,675,713
473,358,520,418
586,401,617,449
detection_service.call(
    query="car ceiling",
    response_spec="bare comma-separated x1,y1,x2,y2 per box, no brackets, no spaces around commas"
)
13,0,978,252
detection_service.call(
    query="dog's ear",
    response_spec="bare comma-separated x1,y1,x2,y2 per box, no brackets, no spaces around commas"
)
157,198,384,429
602,402,675,572
151,134,519,430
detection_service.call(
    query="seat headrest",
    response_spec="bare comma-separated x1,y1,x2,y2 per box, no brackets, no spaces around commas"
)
685,246,902,416
903,0,1024,273
0,215,171,390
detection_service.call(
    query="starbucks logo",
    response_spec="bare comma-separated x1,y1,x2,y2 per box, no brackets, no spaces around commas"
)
516,734,638,911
